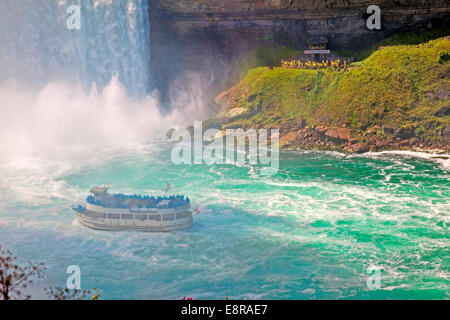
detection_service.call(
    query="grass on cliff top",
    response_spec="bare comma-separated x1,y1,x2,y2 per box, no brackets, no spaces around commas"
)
336,28,450,61
220,36,450,141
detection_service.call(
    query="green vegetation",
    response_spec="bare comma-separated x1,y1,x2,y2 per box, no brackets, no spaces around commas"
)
216,36,450,143
336,28,450,61
235,45,300,78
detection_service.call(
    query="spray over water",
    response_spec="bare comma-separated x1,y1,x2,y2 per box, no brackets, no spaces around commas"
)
0,0,208,157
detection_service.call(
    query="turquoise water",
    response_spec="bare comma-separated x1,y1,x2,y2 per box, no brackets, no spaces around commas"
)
0,0,448,300
0,142,448,299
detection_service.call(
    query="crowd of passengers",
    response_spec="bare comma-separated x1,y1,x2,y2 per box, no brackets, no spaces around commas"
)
281,58,351,70
86,194,190,209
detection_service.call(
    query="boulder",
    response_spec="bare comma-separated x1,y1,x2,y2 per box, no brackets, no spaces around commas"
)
336,127,351,140
325,129,339,140
325,127,351,142
227,107,247,118
351,143,369,153
399,139,411,146
279,131,300,147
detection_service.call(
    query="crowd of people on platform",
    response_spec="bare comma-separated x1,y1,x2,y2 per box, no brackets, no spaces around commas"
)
86,194,190,209
281,59,349,70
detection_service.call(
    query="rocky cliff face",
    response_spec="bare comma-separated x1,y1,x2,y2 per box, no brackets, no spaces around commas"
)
149,0,450,101
151,0,448,42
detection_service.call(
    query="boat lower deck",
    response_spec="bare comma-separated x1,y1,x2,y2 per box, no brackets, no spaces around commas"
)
73,208,193,232
77,216,193,232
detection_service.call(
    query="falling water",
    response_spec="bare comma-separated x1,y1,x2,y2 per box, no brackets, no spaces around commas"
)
0,0,174,155
0,0,151,97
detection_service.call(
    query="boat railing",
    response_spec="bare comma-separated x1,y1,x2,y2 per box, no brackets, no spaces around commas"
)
77,208,192,222
86,195,190,210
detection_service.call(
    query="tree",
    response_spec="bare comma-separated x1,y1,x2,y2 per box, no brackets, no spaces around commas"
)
0,246,46,300
45,287,99,300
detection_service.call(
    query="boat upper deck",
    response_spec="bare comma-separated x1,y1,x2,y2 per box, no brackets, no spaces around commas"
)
86,193,190,210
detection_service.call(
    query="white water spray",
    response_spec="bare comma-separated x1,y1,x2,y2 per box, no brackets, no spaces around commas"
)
0,1,210,157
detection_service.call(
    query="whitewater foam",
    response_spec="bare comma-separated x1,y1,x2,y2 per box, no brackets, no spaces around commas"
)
365,150,450,170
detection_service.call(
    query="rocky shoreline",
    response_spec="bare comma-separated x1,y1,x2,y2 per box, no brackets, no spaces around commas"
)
279,124,450,154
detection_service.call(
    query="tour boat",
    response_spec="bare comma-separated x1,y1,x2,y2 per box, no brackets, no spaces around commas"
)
73,186,193,231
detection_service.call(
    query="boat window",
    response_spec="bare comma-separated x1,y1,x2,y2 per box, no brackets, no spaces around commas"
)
148,214,161,221
135,214,147,221
108,213,120,219
176,212,184,219
163,213,175,221
121,214,133,220
86,212,107,219
85,212,96,218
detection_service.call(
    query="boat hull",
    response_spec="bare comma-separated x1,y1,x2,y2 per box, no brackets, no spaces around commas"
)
73,209,193,232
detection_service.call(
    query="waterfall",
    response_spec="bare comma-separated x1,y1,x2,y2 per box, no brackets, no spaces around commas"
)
0,0,171,155
0,1,208,155
0,0,152,97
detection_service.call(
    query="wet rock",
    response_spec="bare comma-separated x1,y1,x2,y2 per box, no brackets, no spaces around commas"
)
279,131,299,147
350,143,369,153
399,139,411,146
324,127,351,142
375,140,387,149
324,129,339,140
336,127,351,140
